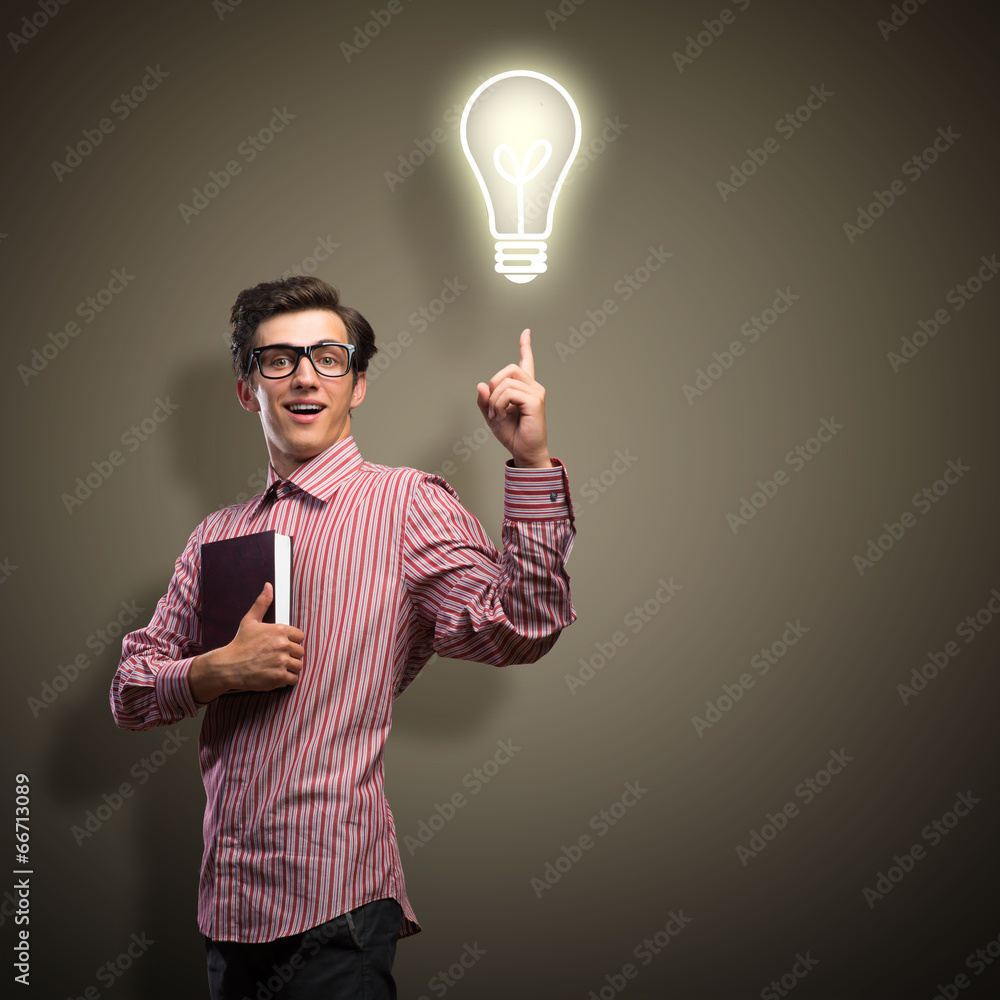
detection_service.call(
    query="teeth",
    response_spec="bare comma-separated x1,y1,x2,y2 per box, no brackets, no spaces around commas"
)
289,405,322,413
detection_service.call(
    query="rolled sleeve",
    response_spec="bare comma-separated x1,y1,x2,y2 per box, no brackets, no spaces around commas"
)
154,656,201,721
503,458,576,522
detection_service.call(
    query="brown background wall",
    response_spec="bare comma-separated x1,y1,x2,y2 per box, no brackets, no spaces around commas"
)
2,0,998,996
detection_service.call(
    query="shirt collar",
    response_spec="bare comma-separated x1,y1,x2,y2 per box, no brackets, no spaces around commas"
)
251,436,363,517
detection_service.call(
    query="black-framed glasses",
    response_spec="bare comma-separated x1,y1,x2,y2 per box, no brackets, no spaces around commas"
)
250,341,356,379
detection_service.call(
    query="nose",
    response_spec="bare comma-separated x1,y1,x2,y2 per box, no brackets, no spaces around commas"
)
290,351,320,386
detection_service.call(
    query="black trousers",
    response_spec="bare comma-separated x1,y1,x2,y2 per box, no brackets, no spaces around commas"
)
205,898,402,1000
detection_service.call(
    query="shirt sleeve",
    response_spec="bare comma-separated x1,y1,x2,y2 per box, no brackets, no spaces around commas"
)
401,459,576,668
109,523,204,730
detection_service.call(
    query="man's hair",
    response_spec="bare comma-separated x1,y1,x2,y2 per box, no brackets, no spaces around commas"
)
230,276,377,386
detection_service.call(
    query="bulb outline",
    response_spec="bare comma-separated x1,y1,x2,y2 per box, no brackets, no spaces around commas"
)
460,70,582,248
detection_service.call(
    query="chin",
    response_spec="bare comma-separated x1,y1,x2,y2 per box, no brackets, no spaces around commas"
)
291,430,339,454
289,437,328,457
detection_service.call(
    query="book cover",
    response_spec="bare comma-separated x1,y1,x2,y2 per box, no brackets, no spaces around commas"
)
200,530,292,651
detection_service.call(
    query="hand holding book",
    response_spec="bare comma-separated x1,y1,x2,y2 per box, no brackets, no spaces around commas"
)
188,582,305,704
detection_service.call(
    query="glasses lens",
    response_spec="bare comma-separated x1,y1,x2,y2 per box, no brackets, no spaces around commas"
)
257,344,351,378
258,346,299,377
311,344,351,376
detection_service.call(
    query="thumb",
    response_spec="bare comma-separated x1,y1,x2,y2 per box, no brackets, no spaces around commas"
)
476,382,491,420
244,581,273,622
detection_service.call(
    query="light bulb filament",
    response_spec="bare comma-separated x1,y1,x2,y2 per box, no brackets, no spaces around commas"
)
493,140,552,235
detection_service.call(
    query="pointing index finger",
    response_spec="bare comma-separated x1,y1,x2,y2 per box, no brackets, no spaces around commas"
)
519,328,534,380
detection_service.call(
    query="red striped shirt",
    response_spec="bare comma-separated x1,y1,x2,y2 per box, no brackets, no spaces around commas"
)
110,436,576,942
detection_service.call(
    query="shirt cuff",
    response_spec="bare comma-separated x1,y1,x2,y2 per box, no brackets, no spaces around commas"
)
503,458,575,521
154,656,201,723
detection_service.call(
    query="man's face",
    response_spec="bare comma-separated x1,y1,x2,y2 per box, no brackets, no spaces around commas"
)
236,309,366,479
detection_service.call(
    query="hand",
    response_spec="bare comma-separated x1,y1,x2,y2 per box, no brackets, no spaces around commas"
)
188,582,305,703
476,328,552,469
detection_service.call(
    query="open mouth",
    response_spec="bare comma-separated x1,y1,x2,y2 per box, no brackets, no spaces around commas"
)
285,402,326,423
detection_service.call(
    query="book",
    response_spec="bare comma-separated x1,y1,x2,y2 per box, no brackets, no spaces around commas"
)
200,530,293,651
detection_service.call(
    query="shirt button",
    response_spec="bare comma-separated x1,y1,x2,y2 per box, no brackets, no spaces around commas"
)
549,491,558,502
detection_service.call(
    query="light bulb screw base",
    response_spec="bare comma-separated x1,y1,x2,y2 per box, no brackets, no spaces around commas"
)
494,241,547,283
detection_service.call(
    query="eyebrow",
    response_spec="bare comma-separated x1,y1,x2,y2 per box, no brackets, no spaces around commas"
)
258,341,348,349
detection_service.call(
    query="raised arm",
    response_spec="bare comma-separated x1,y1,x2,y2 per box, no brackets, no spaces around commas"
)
403,324,576,669
402,469,576,670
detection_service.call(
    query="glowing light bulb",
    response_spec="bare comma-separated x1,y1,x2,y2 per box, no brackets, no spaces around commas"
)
460,70,582,283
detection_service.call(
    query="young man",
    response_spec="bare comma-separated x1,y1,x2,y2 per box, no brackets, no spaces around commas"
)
110,276,576,999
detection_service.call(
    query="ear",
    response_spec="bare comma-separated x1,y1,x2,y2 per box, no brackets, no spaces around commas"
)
349,371,367,412
237,376,260,413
